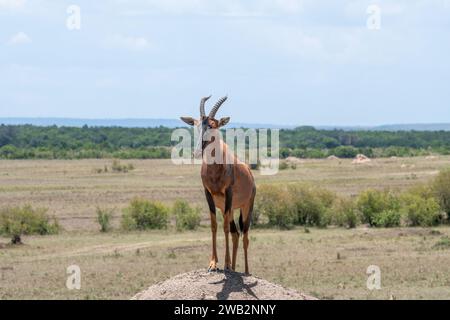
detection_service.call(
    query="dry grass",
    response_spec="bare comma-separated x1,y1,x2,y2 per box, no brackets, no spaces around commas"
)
1,157,450,299
0,157,448,230
1,227,450,299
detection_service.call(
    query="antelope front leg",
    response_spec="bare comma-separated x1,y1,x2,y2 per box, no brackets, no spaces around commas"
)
223,212,231,270
205,189,218,272
209,212,218,271
243,231,250,275
230,220,239,271
223,187,233,271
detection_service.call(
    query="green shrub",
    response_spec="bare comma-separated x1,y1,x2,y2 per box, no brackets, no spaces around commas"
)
0,205,60,244
173,200,201,231
401,193,442,227
96,207,113,232
254,184,296,229
407,184,435,199
433,168,450,220
288,184,335,227
121,198,169,230
357,189,400,226
315,188,336,209
333,146,358,158
371,209,402,227
332,198,360,228
253,181,449,230
304,149,327,159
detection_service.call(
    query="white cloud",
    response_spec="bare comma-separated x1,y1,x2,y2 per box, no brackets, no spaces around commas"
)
104,34,151,51
7,32,32,45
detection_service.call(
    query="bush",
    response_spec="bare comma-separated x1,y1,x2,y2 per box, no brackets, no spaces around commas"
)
315,188,336,209
121,198,169,230
407,184,435,199
172,200,201,231
254,184,296,229
401,193,442,227
433,168,450,220
333,146,358,158
253,180,450,230
357,189,400,226
304,149,327,159
371,209,402,227
111,160,134,173
332,198,360,228
96,207,113,232
0,205,60,244
288,184,335,227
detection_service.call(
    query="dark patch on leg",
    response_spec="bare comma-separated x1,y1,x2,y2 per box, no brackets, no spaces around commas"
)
205,188,216,214
242,217,251,234
225,186,233,214
239,210,244,233
230,220,239,235
243,186,256,233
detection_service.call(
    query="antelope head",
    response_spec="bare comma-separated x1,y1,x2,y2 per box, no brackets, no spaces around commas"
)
180,95,230,158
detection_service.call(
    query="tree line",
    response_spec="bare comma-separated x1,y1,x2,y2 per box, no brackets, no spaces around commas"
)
1,124,450,159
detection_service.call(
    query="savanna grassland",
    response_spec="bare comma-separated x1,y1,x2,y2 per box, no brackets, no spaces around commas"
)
1,157,450,299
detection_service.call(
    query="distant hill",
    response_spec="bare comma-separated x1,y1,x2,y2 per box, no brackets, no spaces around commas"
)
0,118,183,128
0,118,449,131
316,124,450,131
0,118,293,129
372,123,450,131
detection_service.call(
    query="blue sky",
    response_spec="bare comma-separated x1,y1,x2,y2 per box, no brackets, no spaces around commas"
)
1,0,449,126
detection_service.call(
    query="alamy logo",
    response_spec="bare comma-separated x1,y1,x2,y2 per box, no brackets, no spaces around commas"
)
366,4,381,30
66,265,81,290
66,5,81,31
171,128,280,175
366,265,381,290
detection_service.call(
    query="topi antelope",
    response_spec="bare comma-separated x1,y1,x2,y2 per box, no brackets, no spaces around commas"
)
180,96,256,274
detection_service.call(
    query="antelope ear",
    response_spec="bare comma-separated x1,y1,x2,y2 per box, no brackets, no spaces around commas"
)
180,117,196,126
218,117,230,127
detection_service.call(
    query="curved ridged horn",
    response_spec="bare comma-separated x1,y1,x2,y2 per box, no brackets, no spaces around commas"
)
209,96,228,118
200,95,211,117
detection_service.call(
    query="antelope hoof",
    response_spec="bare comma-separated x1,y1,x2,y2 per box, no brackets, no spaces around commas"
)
208,261,218,272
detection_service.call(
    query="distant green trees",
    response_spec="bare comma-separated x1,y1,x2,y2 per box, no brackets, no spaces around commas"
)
1,124,450,159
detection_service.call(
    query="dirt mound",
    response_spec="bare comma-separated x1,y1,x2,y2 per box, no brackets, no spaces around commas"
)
132,269,317,300
352,154,371,164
